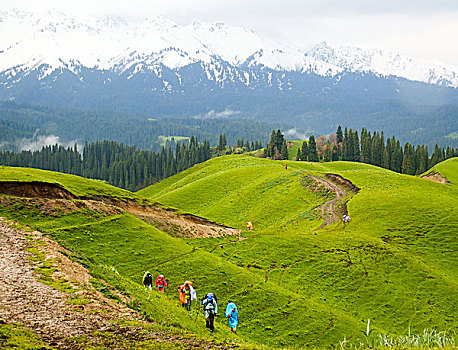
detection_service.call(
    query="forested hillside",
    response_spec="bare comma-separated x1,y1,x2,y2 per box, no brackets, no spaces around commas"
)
0,102,277,152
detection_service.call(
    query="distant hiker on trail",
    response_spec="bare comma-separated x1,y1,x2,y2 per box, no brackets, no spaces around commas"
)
201,292,218,331
155,274,168,293
285,163,287,170
143,271,153,290
342,215,351,224
246,221,253,230
178,281,197,311
225,301,239,334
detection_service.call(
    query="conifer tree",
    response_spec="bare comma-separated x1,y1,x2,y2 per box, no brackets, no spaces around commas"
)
308,135,319,162
336,125,343,144
401,143,416,175
353,130,360,162
281,139,289,160
300,140,308,161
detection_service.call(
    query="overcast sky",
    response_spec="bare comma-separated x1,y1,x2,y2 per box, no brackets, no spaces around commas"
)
5,0,458,66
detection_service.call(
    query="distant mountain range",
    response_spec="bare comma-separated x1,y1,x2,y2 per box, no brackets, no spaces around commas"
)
0,9,457,147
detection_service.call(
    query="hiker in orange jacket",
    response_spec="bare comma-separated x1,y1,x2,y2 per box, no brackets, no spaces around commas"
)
155,274,167,293
178,281,196,311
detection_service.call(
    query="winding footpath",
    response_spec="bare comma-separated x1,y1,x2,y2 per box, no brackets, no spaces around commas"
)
309,175,348,230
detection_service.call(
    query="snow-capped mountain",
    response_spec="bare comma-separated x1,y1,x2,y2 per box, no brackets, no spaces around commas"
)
1,9,457,88
307,42,458,87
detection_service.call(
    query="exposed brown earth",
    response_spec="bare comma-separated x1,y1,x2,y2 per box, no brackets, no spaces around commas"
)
0,217,137,348
309,174,359,230
0,181,77,199
0,181,240,239
118,202,241,238
421,171,450,184
325,173,361,193
0,217,236,349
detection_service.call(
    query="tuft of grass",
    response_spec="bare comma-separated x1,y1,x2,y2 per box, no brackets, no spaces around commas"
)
341,321,457,349
0,322,52,349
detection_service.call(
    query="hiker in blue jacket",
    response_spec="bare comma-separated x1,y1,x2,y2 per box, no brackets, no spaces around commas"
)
225,301,239,334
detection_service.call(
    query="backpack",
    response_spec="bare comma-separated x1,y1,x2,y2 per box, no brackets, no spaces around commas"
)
201,292,217,304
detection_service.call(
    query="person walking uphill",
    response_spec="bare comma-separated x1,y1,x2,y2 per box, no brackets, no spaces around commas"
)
225,301,239,334
178,281,196,311
143,271,153,290
155,274,167,293
201,293,218,331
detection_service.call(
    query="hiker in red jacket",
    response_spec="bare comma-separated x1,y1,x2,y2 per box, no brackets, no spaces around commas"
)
155,274,168,293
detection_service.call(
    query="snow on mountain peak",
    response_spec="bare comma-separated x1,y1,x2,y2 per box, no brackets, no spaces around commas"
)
307,43,458,87
0,9,457,87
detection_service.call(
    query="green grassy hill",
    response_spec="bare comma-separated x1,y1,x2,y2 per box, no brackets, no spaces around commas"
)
0,157,457,348
0,165,141,200
139,155,458,346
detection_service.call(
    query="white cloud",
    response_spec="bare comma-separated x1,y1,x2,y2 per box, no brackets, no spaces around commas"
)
194,109,241,119
283,128,309,141
17,135,81,152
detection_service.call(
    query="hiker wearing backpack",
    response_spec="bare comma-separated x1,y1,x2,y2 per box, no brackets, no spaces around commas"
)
155,274,168,293
143,271,153,290
178,281,196,311
201,293,218,331
225,301,239,334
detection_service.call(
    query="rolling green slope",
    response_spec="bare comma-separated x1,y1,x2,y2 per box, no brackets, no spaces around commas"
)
139,155,458,345
0,157,456,348
428,157,458,185
0,165,142,200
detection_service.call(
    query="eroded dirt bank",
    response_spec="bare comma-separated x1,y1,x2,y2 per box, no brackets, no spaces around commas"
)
0,218,234,349
117,201,241,238
309,173,359,230
0,218,136,348
421,171,450,184
0,181,240,239
0,181,77,199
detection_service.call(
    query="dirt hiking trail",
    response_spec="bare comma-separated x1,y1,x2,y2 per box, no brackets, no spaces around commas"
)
0,218,233,349
309,174,359,230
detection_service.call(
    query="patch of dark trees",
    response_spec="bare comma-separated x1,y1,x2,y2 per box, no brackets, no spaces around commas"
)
0,138,212,191
291,126,458,175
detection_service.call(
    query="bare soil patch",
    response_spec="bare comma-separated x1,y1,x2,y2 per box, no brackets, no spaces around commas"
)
0,217,236,349
325,173,361,192
0,180,240,239
421,171,450,184
0,217,137,348
308,174,359,230
0,181,77,199
118,202,241,239
310,175,348,229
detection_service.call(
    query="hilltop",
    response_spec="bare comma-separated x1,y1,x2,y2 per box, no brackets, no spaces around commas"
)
0,157,457,348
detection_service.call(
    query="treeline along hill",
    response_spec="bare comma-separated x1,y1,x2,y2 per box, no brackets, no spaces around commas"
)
0,126,456,191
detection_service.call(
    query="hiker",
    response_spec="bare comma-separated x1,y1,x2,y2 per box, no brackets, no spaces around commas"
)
246,221,253,230
178,281,196,311
285,163,287,170
225,301,239,334
155,274,168,293
201,293,218,331
143,271,153,290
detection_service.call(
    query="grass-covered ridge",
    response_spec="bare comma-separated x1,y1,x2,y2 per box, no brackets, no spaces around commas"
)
139,155,458,346
0,157,456,348
0,165,143,200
